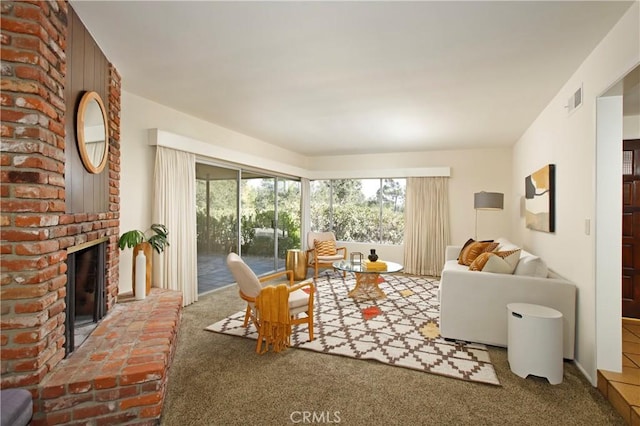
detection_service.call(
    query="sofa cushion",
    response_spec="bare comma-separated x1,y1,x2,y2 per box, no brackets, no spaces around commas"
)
468,252,493,271
469,249,521,274
495,237,520,252
514,254,549,277
461,238,475,250
458,241,498,266
444,260,469,272
458,238,494,258
456,238,474,260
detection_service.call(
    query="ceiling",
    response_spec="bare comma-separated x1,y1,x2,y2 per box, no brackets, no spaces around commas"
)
70,1,636,157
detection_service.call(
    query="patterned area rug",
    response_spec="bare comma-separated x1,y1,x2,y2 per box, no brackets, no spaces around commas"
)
206,272,500,386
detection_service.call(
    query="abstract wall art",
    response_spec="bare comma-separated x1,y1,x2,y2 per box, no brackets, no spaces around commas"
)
525,164,555,232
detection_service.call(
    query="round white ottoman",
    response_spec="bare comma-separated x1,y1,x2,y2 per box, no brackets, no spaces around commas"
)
507,303,563,385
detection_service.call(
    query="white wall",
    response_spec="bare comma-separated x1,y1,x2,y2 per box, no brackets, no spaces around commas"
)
119,94,156,293
511,2,639,384
624,114,640,139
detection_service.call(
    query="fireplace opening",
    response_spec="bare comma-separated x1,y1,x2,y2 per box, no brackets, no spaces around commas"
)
65,239,107,355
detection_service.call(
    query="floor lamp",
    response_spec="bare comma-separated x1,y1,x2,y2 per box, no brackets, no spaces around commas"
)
474,191,504,240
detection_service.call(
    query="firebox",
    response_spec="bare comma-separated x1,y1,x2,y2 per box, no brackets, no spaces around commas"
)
65,238,107,355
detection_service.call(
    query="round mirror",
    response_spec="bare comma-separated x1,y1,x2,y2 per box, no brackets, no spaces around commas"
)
76,91,108,174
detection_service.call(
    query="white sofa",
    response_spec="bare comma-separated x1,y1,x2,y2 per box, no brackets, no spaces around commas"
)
438,238,576,359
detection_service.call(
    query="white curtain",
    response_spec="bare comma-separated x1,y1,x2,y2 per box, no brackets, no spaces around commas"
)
153,147,198,306
403,177,451,276
301,178,311,250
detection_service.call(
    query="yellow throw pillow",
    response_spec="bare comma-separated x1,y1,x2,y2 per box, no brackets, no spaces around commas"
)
458,241,499,266
468,252,493,271
314,239,337,256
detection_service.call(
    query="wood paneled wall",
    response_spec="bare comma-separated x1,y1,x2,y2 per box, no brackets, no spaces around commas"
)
64,7,109,213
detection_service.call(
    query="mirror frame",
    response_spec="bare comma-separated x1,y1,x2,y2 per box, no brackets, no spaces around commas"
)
76,91,109,174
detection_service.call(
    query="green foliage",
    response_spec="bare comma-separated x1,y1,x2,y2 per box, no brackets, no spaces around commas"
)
118,224,170,254
197,213,236,251
197,175,405,251
240,215,256,248
147,224,170,253
118,229,145,249
310,178,406,244
196,176,301,257
332,179,365,203
195,173,405,256
380,178,405,212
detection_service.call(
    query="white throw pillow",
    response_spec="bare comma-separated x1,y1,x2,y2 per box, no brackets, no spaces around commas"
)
494,237,519,252
514,255,549,277
482,250,521,274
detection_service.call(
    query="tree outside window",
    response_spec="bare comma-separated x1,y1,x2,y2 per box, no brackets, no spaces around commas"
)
310,178,405,244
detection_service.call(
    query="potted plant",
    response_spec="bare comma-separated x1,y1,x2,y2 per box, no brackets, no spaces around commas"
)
119,224,169,296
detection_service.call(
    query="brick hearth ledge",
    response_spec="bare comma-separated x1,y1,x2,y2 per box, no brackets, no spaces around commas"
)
34,289,182,425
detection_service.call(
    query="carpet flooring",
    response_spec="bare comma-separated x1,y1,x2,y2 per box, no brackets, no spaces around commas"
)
161,272,625,425
206,273,499,385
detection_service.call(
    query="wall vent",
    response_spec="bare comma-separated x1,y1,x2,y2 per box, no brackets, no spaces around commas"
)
566,84,583,114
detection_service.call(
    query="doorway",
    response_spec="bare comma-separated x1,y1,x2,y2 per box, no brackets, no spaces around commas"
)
621,67,640,320
596,63,640,376
623,139,640,319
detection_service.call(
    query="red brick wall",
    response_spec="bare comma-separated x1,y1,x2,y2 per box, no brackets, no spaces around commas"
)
106,63,122,307
1,0,121,392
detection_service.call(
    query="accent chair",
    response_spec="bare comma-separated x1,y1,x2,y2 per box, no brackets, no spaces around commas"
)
306,231,347,278
226,253,314,353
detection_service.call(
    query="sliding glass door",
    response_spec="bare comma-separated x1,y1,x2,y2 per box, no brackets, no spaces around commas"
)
196,163,239,294
196,162,302,294
277,178,301,270
241,173,277,275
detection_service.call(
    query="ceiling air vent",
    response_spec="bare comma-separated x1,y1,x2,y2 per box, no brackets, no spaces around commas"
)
566,84,583,115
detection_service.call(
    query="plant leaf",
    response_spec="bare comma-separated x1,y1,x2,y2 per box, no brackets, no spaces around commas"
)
118,230,145,250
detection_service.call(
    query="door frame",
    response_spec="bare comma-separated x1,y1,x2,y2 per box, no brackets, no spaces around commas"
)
595,95,624,375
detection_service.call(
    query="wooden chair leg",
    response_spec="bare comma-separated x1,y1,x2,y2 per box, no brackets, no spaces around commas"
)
308,317,314,341
256,329,264,353
243,305,251,327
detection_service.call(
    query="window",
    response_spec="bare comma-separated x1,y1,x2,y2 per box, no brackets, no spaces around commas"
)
310,178,406,244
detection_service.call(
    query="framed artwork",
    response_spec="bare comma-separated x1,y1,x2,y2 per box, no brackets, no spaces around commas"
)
525,164,555,232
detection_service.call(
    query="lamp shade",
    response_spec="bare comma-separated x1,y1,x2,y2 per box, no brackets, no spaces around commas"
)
474,192,504,210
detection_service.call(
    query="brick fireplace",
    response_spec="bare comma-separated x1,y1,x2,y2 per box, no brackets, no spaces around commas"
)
2,0,121,386
1,2,182,424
